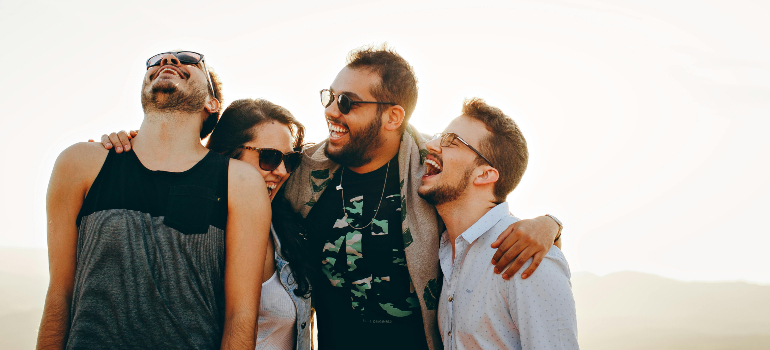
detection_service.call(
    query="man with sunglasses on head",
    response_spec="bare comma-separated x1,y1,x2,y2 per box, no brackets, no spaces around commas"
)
281,45,565,350
419,98,578,350
37,51,270,349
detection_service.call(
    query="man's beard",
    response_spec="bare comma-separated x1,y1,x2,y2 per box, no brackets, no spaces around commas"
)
141,79,207,114
418,166,474,206
324,114,384,168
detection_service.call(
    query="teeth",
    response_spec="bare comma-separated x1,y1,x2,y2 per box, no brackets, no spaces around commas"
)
425,159,442,171
267,183,277,190
328,124,348,133
160,68,179,76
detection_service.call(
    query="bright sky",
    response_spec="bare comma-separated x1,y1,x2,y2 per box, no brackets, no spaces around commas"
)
1,0,768,284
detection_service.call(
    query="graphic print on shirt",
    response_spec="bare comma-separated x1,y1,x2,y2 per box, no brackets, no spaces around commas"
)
320,191,421,322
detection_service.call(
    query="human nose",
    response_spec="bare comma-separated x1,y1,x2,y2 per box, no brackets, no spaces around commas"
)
159,53,181,66
272,160,289,178
325,98,342,121
426,136,442,154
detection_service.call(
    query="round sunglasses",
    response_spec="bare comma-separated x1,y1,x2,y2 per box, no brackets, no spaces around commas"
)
238,146,301,173
320,89,395,114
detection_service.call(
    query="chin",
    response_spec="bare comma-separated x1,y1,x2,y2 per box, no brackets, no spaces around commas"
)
324,141,345,156
417,186,433,203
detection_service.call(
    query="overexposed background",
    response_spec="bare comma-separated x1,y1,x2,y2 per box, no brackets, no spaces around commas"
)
1,0,769,349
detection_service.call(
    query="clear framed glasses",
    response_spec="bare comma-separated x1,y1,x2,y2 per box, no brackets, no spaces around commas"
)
431,132,494,167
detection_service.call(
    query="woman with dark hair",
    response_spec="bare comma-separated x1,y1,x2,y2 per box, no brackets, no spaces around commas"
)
101,98,314,350
207,98,314,350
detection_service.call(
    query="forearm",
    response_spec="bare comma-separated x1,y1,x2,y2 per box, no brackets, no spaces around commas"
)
220,312,257,350
36,294,71,349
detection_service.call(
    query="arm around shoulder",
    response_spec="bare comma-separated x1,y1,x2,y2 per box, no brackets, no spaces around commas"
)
221,160,271,350
37,143,107,349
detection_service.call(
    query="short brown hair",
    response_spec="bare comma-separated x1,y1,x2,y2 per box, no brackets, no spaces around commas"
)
346,44,418,132
462,98,528,203
200,67,224,139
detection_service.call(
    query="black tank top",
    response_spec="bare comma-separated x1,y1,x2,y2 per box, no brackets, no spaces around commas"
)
68,149,229,349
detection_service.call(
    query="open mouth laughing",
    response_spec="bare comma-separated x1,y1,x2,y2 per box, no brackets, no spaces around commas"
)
154,66,187,80
266,182,278,198
423,154,443,178
328,121,349,140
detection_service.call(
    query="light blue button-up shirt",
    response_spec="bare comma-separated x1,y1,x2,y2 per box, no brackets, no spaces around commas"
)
438,203,579,350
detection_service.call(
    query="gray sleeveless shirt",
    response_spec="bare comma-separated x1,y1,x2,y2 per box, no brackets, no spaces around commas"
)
68,150,229,349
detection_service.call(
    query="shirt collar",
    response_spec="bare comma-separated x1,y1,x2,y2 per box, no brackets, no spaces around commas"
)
457,202,510,244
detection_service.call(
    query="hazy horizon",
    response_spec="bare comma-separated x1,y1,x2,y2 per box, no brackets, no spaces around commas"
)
3,246,768,349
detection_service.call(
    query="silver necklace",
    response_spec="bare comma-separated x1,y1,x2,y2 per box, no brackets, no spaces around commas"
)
337,161,390,230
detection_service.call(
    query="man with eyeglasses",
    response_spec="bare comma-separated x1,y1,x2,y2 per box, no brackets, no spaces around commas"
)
282,46,565,350
37,51,270,349
419,98,578,350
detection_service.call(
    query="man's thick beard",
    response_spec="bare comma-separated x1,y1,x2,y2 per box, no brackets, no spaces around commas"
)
418,167,474,206
141,80,207,114
324,114,384,168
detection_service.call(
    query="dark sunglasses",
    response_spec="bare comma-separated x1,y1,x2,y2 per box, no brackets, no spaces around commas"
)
320,89,395,114
145,51,216,99
431,132,495,168
238,146,301,173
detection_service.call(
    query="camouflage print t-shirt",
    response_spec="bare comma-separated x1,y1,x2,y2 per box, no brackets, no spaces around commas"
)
306,155,428,350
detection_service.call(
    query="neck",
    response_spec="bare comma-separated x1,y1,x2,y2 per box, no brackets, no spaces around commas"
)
347,132,401,174
437,191,497,260
131,110,209,171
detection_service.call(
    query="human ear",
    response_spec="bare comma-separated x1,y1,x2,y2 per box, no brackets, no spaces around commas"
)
383,105,406,132
475,166,499,185
205,98,220,114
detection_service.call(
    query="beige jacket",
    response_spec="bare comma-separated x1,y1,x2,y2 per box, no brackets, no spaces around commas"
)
283,125,443,350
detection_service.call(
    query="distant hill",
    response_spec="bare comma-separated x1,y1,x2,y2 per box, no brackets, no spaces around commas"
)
1,247,769,349
573,271,770,349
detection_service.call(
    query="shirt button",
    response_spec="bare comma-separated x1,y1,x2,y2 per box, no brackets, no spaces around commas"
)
301,322,306,329
448,331,452,336
448,296,453,302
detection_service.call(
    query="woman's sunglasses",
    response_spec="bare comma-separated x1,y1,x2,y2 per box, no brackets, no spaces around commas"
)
145,51,216,98
239,146,301,173
320,89,395,114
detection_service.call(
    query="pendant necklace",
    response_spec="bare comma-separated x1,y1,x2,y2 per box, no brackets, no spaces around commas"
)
338,161,390,230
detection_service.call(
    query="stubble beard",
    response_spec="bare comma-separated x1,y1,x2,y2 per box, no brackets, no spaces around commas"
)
324,113,384,168
141,78,207,115
418,166,474,206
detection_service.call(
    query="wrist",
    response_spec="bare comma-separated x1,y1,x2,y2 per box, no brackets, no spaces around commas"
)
544,214,563,243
